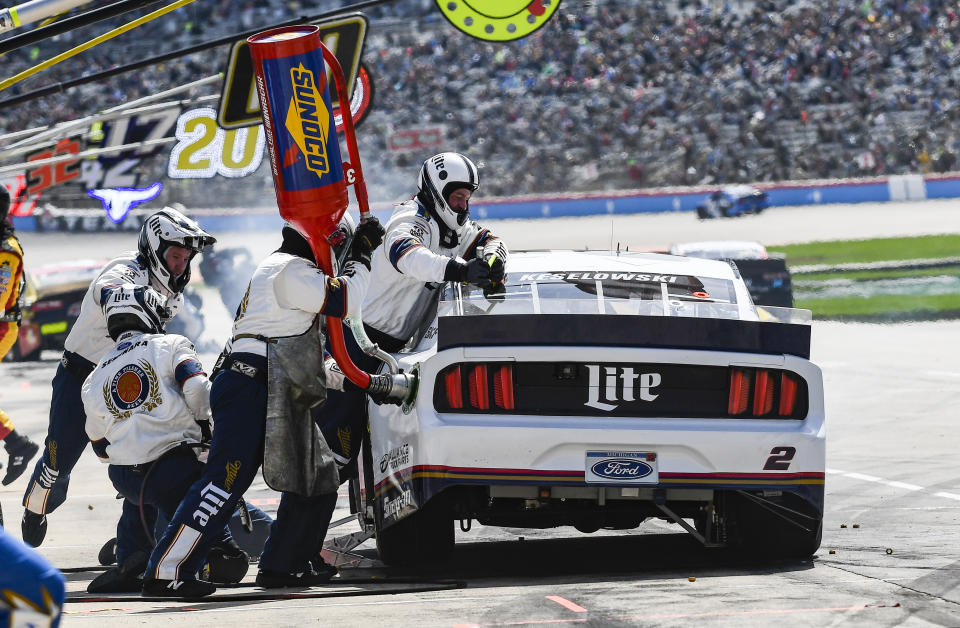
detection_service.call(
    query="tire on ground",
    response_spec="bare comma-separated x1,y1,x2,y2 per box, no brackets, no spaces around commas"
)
375,491,454,566
726,490,822,559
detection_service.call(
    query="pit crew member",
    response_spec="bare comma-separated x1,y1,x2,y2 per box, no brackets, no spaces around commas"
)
0,184,40,487
0,527,64,627
82,287,246,593
143,218,384,598
314,151,509,534
21,207,215,547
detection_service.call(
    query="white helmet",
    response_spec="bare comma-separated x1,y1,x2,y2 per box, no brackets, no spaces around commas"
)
104,285,168,340
138,207,215,294
417,152,479,232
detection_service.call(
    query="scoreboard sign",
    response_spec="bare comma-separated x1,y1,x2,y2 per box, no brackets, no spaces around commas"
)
218,13,367,130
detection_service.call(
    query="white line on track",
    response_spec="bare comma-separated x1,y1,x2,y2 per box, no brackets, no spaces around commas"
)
925,370,960,378
827,468,955,500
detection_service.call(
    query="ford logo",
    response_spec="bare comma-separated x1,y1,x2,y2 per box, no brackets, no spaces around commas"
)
591,459,653,480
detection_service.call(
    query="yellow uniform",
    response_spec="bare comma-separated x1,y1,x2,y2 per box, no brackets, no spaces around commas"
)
0,232,25,438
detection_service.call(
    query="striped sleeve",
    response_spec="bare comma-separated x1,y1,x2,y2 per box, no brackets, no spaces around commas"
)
175,359,205,388
319,276,348,318
388,237,424,272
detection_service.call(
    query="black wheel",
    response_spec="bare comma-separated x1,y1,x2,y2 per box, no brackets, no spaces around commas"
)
727,491,822,559
375,492,454,566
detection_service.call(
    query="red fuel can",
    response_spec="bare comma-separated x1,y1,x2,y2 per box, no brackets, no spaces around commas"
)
248,25,347,260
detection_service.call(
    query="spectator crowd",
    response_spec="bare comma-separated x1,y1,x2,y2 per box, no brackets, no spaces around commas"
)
1,0,958,206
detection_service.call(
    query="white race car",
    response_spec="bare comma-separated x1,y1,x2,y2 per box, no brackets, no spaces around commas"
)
355,250,824,565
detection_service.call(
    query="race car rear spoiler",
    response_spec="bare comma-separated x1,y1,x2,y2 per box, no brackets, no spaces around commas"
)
438,314,811,359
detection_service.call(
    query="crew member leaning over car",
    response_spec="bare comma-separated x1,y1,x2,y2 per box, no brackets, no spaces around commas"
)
313,151,509,532
0,184,40,494
20,206,215,547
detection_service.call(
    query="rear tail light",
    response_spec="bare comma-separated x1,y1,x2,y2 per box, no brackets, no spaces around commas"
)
443,366,462,409
728,368,752,415
439,363,515,412
468,365,489,410
728,367,805,419
752,370,774,416
779,372,799,416
494,365,515,410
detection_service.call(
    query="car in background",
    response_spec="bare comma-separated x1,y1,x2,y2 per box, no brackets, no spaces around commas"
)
696,185,769,219
353,250,823,566
668,240,793,307
5,259,106,362
5,258,212,362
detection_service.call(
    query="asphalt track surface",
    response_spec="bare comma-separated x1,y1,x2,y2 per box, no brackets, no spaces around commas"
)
4,200,960,626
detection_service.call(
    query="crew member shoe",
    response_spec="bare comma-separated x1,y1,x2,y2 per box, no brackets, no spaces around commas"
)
98,537,118,566
255,566,337,589
142,577,216,598
21,510,47,547
309,554,339,581
2,436,40,486
87,551,148,593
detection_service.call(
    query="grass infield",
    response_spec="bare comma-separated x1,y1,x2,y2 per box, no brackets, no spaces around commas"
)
769,235,960,320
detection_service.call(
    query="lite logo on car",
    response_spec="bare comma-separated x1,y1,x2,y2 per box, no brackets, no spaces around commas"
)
585,365,661,411
590,459,654,480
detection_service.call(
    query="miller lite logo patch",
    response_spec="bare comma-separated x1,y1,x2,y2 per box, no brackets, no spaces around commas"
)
103,359,163,420
111,364,150,410
284,63,331,177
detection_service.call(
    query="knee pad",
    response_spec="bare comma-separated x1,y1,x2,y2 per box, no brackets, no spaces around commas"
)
203,546,250,584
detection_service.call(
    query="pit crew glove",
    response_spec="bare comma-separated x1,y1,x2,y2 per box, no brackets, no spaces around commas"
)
482,254,506,299
485,254,505,284
346,217,385,270
483,280,506,300
444,257,491,286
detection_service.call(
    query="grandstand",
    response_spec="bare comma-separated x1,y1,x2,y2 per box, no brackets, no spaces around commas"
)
0,0,957,208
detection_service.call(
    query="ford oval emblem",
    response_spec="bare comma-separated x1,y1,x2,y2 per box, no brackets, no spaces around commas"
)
591,459,653,480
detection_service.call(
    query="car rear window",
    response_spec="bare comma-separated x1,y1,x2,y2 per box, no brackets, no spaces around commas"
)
440,270,746,320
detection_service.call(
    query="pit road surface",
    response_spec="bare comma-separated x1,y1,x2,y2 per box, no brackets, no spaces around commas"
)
3,199,959,626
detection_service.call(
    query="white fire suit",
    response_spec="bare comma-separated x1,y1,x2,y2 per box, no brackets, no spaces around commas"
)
362,199,508,346
23,252,184,518
81,328,219,568
66,253,183,363
82,330,210,466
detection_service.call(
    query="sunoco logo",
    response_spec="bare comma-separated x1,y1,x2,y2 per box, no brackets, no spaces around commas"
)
285,63,331,177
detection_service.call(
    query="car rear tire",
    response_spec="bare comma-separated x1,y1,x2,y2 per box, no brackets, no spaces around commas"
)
727,491,822,559
375,492,454,567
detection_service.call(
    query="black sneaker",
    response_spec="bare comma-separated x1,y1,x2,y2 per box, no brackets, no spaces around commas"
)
254,567,337,588
98,537,118,566
142,577,216,598
21,510,47,547
87,550,148,593
310,555,339,580
2,436,40,486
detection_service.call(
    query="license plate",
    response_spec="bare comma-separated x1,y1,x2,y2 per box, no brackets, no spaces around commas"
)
585,451,658,484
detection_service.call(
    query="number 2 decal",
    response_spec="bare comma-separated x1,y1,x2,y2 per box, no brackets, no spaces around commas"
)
763,446,796,470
